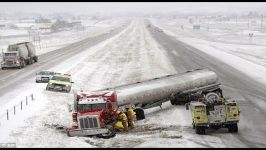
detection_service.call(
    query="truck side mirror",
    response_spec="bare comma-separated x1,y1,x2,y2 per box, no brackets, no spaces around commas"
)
185,103,189,110
67,103,72,112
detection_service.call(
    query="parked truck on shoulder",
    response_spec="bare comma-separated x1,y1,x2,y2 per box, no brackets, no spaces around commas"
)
185,92,240,134
1,42,38,69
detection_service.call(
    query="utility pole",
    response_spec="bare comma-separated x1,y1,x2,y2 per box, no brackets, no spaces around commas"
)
236,15,238,26
248,14,250,30
261,14,264,31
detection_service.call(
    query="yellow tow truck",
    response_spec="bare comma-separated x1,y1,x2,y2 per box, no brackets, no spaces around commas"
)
185,92,240,134
46,73,74,93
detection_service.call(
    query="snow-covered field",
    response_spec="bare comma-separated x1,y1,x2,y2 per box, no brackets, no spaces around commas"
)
150,18,266,86
0,18,128,55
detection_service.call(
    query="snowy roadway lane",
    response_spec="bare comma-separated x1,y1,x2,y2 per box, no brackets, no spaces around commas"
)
147,22,266,147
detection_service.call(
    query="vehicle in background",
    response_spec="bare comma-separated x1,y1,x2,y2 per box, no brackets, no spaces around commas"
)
1,42,38,69
36,71,56,83
46,73,73,93
186,92,240,134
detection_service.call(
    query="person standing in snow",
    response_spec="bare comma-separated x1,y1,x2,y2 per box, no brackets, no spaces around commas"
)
125,106,136,129
116,109,129,132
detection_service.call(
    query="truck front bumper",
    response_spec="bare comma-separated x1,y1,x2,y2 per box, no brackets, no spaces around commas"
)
47,85,70,92
1,63,21,68
67,128,109,137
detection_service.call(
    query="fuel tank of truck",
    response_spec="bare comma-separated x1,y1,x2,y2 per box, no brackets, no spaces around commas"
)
114,69,219,107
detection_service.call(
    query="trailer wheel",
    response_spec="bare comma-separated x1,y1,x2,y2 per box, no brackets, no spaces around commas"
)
170,99,177,105
134,108,145,120
172,94,189,105
96,125,116,139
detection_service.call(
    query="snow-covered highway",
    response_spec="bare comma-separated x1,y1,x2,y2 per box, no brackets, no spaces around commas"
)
0,18,266,148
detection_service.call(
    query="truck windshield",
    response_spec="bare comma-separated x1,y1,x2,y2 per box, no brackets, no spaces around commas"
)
78,103,106,111
195,106,205,113
51,76,70,82
37,71,54,75
4,53,17,57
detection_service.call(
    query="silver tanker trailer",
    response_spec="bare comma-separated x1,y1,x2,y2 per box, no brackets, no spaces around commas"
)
100,68,223,120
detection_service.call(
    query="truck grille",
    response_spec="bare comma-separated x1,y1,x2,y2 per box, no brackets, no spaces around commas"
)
6,61,14,65
79,116,100,129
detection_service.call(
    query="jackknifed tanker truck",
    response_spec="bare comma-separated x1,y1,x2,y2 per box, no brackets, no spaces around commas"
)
66,68,227,138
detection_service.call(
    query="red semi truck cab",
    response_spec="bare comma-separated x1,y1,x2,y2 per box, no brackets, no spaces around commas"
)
67,90,118,138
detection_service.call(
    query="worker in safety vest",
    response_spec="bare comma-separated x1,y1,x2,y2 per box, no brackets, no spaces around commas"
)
116,109,129,132
125,106,136,129
111,108,128,132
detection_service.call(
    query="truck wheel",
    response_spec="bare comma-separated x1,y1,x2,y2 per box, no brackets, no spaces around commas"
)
196,126,205,135
34,56,38,62
66,131,72,137
134,108,145,120
21,60,26,68
210,125,221,130
96,125,116,139
228,124,238,133
29,58,33,65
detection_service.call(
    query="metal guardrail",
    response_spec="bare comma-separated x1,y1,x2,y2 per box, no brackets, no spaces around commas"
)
0,93,35,126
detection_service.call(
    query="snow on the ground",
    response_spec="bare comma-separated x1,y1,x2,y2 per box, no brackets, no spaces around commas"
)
0,18,179,148
150,18,266,86
1,17,257,148
0,18,128,56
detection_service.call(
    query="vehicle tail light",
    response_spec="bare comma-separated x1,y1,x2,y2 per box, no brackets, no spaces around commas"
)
72,112,77,122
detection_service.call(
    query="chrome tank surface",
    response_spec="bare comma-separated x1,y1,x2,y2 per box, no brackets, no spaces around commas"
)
115,69,218,106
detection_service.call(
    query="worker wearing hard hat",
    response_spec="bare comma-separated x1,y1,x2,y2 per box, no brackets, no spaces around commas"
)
126,106,136,129
111,108,129,132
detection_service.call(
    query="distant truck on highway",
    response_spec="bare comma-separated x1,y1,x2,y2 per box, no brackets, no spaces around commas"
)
1,42,38,69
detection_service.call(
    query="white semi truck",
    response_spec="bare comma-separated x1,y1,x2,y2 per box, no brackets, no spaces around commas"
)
1,42,38,69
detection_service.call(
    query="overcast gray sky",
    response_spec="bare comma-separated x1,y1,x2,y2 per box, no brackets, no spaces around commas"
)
0,2,266,15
